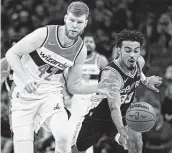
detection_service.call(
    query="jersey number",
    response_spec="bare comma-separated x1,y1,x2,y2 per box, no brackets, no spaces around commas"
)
38,64,60,81
121,92,134,104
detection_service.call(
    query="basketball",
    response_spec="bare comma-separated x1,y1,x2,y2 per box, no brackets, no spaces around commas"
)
125,102,156,132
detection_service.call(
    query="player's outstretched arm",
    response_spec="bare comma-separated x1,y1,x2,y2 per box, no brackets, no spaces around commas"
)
100,69,128,150
67,46,114,98
5,27,47,92
138,55,162,92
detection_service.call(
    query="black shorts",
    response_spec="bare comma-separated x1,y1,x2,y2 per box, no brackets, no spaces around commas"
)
76,99,118,151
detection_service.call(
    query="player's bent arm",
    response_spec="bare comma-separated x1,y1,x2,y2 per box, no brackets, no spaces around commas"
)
138,55,162,91
101,69,125,134
67,46,99,94
138,55,147,82
5,27,47,85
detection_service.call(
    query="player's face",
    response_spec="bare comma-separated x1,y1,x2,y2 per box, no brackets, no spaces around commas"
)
83,36,96,52
64,12,88,40
119,41,140,70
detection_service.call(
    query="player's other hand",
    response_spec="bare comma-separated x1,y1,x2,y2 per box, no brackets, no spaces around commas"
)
118,127,128,150
97,79,117,98
24,81,40,93
145,76,162,92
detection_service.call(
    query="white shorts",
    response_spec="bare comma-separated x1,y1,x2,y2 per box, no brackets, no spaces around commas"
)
69,94,96,146
11,86,65,133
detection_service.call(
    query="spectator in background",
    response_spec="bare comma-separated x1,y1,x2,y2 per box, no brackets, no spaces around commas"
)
162,65,172,124
1,91,13,153
17,9,34,32
157,13,172,52
47,0,67,25
32,5,49,29
1,30,10,58
139,12,158,44
20,0,34,11
95,28,111,57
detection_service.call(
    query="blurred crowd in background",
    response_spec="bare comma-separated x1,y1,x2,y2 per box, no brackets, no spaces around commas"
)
1,0,172,153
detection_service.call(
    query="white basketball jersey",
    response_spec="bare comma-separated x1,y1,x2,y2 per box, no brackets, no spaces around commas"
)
13,25,83,95
82,52,100,85
71,52,100,103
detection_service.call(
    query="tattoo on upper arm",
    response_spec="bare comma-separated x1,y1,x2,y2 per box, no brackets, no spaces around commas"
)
101,69,123,92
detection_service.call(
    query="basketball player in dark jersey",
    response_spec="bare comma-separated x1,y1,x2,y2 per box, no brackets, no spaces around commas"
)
73,30,162,153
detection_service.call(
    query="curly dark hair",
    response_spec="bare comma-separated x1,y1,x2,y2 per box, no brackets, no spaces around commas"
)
116,30,146,48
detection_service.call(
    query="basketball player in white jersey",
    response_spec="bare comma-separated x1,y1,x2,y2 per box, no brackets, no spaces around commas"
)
5,2,114,153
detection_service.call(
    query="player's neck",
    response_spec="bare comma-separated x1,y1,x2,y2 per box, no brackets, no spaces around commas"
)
58,26,77,47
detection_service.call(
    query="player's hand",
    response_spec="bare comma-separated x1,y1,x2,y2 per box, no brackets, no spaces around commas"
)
118,127,128,150
97,79,116,98
144,76,162,92
1,71,10,83
24,81,40,93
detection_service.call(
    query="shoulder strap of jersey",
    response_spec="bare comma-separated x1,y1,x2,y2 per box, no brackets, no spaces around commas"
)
73,40,84,65
39,26,49,48
95,53,100,67
99,61,124,86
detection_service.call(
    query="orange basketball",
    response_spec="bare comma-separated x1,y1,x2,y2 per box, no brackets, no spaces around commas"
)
125,102,156,132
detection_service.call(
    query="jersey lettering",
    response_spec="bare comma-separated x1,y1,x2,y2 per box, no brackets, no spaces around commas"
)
121,92,134,104
38,64,62,81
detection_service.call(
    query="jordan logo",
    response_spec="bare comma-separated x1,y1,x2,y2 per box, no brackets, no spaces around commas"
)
54,103,61,110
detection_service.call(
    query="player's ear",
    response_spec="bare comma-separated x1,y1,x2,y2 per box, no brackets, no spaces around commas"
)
117,47,121,55
64,14,67,23
84,19,88,27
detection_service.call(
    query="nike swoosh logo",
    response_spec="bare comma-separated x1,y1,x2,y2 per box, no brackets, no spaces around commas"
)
48,42,57,45
123,78,128,84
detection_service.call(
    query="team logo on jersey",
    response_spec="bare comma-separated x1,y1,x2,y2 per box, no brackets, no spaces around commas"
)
121,80,141,94
40,51,69,69
53,103,61,110
123,78,129,84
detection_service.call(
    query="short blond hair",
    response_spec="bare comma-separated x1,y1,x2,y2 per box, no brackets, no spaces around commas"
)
67,1,89,18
